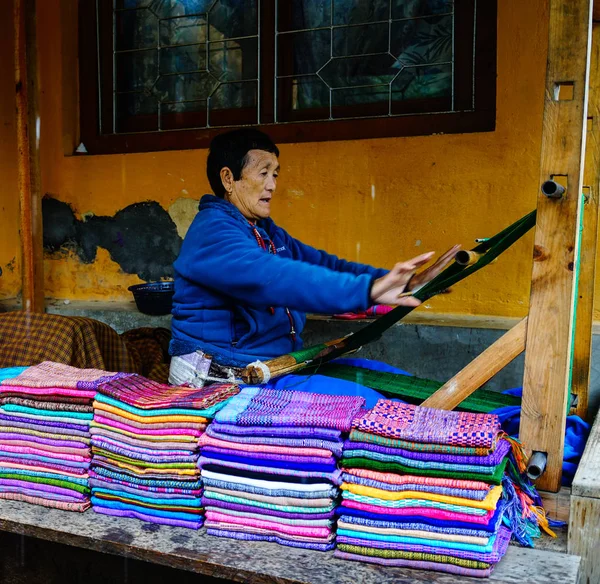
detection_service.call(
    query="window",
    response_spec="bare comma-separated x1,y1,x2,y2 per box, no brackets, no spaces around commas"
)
79,0,496,153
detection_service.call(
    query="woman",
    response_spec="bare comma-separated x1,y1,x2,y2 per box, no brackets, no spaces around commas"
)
169,129,458,388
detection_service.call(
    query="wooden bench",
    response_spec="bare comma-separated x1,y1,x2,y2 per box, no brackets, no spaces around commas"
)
0,500,580,584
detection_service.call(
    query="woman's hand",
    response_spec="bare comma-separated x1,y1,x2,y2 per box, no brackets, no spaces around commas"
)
370,245,461,307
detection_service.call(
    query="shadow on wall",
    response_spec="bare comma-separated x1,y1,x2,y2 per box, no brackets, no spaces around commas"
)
42,196,182,281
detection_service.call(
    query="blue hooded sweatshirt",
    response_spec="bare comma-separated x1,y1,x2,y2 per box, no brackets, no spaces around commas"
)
170,195,388,366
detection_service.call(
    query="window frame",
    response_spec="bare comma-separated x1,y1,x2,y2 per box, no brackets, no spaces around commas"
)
78,0,497,155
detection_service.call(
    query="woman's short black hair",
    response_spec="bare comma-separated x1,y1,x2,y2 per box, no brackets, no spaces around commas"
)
207,128,280,198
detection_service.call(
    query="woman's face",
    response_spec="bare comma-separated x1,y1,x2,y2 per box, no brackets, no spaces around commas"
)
223,149,279,222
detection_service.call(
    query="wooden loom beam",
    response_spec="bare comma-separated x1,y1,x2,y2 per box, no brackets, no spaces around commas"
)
520,0,593,492
14,0,44,313
421,318,527,411
572,22,600,421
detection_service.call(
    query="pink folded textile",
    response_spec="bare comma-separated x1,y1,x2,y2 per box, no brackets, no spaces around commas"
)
205,510,332,538
205,521,336,544
1,362,115,388
92,416,203,437
96,409,205,430
0,385,96,399
0,491,91,512
89,428,198,451
0,434,90,456
199,433,334,458
0,444,90,462
340,500,496,524
344,468,491,491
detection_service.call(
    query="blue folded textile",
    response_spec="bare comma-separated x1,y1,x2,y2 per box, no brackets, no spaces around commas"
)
92,487,202,508
0,367,28,383
90,496,202,521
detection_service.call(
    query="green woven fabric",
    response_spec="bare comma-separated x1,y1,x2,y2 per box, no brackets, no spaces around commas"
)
341,457,507,485
349,430,495,456
300,364,521,413
0,471,90,495
288,344,329,364
336,544,491,569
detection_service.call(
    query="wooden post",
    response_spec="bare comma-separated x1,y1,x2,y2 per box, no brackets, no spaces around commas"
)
421,318,527,411
14,0,44,313
572,22,600,421
520,0,593,492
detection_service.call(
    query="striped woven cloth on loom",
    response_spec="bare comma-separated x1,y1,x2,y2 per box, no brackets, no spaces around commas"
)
214,387,365,432
353,401,501,448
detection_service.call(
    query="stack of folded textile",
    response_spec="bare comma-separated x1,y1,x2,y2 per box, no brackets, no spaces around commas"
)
90,375,238,529
199,387,365,551
336,400,512,577
0,362,123,512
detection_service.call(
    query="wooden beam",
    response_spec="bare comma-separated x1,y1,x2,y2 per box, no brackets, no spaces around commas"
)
520,0,593,492
14,0,44,312
421,318,527,411
572,23,600,421
594,0,600,21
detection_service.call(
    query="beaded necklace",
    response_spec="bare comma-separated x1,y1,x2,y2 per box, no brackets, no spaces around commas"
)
249,222,297,344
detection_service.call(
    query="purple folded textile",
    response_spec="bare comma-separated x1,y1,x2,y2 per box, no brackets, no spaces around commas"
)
0,414,88,432
0,433,90,449
201,447,336,467
93,505,202,529
210,422,342,441
0,478,88,499
200,451,337,472
337,526,511,564
0,485,86,503
207,528,335,551
216,388,364,432
333,550,493,577
343,438,511,466
77,372,132,390
202,498,336,520
199,460,342,484
206,424,344,457
0,420,90,438
92,436,194,457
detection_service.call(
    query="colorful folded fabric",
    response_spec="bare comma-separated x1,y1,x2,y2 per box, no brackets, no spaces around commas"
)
206,527,335,551
97,375,239,411
214,387,364,432
0,362,117,389
353,401,500,448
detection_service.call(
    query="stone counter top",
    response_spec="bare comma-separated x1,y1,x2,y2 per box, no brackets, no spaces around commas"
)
0,501,580,584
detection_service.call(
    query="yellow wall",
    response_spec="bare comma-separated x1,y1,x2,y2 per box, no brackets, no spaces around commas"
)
2,0,558,317
0,0,21,300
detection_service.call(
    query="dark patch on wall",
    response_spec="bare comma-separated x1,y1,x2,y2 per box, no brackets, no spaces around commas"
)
42,196,182,282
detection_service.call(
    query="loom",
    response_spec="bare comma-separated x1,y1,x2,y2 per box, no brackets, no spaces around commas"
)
241,210,537,385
